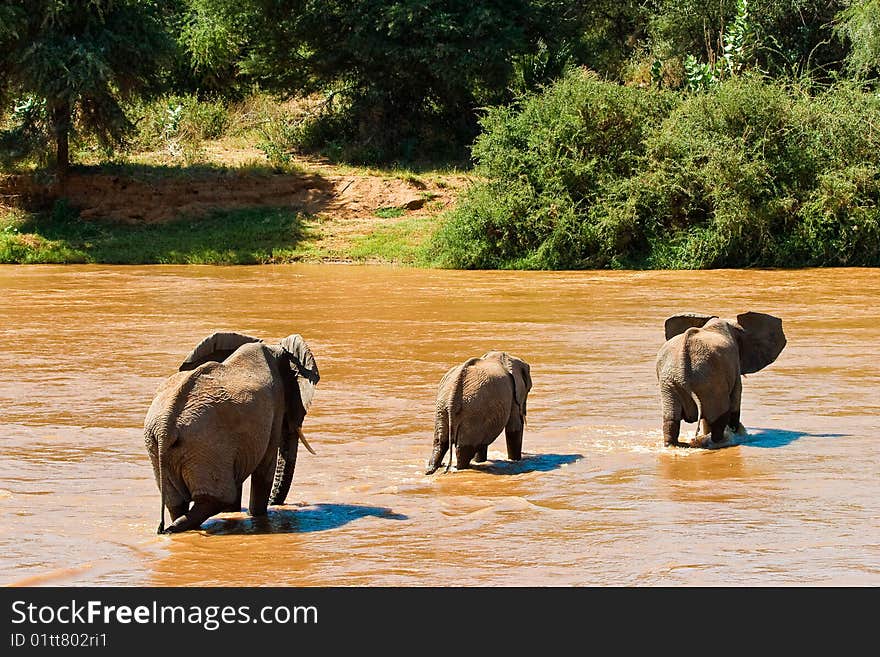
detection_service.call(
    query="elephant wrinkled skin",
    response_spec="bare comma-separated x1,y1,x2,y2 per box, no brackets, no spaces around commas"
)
655,312,786,448
144,332,319,533
425,351,532,474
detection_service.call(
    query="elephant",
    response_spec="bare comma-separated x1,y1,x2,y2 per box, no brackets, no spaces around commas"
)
655,312,786,448
425,351,532,474
144,331,319,533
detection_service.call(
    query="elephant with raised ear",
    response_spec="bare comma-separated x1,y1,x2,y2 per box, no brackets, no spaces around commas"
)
655,312,786,448
425,351,532,474
144,331,319,533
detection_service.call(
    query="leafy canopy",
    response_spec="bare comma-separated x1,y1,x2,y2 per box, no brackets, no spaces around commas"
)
0,0,172,167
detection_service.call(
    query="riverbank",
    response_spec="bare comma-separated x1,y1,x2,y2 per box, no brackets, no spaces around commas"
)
0,151,473,265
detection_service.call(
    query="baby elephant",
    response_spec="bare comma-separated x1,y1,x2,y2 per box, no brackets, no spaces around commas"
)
425,351,532,474
656,312,786,448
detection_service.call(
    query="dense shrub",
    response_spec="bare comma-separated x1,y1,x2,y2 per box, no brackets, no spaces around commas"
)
430,70,880,268
129,95,229,150
204,0,589,165
431,70,679,268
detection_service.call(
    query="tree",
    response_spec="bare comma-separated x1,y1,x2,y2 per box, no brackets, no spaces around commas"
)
198,0,585,162
0,0,172,173
643,0,848,83
836,0,880,79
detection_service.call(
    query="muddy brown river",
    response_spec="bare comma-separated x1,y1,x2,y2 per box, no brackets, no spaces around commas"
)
0,265,877,586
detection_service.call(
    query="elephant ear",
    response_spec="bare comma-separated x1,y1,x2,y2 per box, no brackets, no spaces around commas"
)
736,312,786,374
279,334,320,413
178,332,262,371
498,352,531,416
664,313,717,341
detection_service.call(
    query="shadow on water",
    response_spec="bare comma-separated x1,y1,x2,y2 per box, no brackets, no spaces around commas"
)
744,427,847,449
201,503,408,535
475,453,583,475
680,427,848,450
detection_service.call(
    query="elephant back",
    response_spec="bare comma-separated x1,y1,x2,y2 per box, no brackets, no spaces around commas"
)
179,332,263,371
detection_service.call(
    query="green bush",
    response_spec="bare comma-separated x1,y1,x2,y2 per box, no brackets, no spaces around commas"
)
431,71,880,269
215,0,588,165
129,95,229,151
636,78,880,267
431,69,679,268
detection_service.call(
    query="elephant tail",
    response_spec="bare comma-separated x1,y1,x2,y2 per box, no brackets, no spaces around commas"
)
145,421,176,534
445,404,455,473
679,328,703,437
158,446,167,534
688,387,703,439
148,420,180,534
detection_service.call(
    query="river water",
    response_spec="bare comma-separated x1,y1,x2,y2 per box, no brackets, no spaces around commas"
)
0,265,877,586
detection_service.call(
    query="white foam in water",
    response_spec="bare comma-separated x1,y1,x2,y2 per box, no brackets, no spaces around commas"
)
575,424,754,453
690,425,751,449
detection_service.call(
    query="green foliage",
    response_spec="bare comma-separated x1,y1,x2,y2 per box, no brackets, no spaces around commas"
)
836,0,880,78
0,0,173,170
684,55,719,92
201,0,587,164
0,96,51,167
374,207,406,219
0,203,310,264
128,94,229,157
721,0,753,76
679,0,753,92
431,72,880,269
643,0,848,85
430,70,679,268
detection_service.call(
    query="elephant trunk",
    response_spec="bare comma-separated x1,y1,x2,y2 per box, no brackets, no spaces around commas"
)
269,425,301,506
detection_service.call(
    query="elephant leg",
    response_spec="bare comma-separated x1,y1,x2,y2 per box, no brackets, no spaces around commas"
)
474,444,489,463
248,447,278,517
660,387,684,447
505,413,524,461
709,411,731,445
729,377,745,434
164,495,226,533
223,484,242,513
663,419,684,447
456,444,477,470
168,502,189,522
159,480,191,531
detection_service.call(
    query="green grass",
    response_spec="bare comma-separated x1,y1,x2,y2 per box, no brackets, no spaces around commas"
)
373,206,406,219
347,216,435,264
0,203,316,264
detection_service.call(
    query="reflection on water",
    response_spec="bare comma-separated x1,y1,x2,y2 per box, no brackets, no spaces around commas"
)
0,265,878,586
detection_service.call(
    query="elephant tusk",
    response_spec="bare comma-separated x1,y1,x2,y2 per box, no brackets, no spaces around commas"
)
296,426,317,455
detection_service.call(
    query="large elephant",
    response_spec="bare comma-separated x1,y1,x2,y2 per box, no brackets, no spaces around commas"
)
425,351,532,474
144,331,319,533
655,312,786,448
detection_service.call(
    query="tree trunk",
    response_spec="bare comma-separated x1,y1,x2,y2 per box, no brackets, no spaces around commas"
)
52,101,71,176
